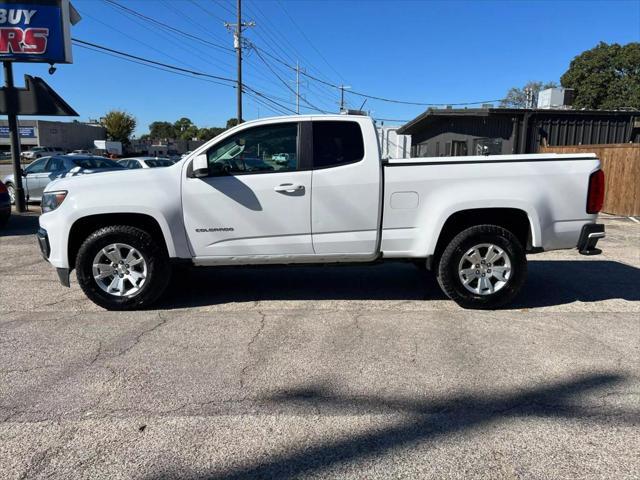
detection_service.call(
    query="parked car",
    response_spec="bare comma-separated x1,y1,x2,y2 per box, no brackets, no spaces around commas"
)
118,157,175,169
3,155,125,204
272,153,290,165
0,151,12,161
0,180,10,227
22,146,65,161
37,114,605,311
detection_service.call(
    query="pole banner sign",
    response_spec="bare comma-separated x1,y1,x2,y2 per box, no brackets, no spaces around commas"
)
0,0,76,63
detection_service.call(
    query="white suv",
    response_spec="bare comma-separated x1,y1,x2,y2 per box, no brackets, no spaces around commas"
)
23,146,65,160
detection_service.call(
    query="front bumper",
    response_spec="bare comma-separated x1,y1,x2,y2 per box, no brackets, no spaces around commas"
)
577,223,605,255
36,227,70,287
36,227,50,259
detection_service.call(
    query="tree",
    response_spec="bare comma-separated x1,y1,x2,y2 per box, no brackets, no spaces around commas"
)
197,127,225,141
101,110,136,146
561,42,640,109
149,121,176,140
226,118,240,129
500,81,558,108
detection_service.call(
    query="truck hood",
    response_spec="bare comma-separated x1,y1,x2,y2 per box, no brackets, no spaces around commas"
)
45,163,180,193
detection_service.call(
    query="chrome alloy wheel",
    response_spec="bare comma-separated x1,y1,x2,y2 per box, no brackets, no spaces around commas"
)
458,243,512,296
92,243,147,297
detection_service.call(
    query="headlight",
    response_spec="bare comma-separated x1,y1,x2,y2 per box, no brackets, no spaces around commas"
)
41,191,67,213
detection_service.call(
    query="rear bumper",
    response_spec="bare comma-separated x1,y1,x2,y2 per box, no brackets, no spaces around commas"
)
577,223,605,255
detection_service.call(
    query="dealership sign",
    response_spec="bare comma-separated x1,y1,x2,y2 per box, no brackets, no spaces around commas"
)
0,0,78,64
0,125,35,137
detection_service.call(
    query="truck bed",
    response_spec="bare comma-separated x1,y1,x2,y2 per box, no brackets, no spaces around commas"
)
381,152,600,258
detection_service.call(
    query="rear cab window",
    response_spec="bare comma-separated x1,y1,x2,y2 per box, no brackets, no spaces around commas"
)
312,121,364,169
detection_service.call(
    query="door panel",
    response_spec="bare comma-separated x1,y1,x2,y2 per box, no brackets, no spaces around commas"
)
310,120,381,255
182,120,313,258
183,171,312,256
22,157,48,201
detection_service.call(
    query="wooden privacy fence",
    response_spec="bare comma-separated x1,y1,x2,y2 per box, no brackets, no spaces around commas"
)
540,144,640,216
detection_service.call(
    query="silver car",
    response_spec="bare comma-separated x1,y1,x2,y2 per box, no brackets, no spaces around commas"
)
3,155,125,204
118,157,175,169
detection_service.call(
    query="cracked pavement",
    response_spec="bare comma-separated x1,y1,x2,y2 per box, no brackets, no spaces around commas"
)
0,212,639,479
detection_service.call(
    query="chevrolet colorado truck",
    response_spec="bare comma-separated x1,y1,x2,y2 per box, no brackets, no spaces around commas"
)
37,114,605,310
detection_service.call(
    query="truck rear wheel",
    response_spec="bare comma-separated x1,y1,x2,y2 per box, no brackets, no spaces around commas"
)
436,225,527,309
75,225,171,310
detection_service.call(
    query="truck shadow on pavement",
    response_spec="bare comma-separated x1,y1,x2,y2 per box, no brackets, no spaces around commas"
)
158,260,640,309
144,373,638,480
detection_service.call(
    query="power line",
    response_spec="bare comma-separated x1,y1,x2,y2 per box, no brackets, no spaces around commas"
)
76,7,206,73
275,0,346,83
245,0,342,99
161,0,230,46
188,0,226,23
72,38,297,117
98,0,306,109
73,42,235,89
103,0,503,109
72,38,237,84
101,0,233,72
251,44,327,113
102,0,233,54
251,44,505,107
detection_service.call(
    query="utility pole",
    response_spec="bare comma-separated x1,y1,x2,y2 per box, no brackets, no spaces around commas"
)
225,0,254,124
339,84,351,112
3,61,26,212
293,61,306,114
295,61,300,114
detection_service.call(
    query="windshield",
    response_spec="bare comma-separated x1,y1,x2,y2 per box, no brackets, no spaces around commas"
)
145,159,174,168
71,157,124,169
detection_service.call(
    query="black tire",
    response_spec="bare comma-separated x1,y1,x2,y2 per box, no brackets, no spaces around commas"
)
436,225,527,309
76,225,171,310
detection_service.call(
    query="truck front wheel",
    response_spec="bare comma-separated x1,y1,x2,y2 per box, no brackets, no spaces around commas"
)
437,225,527,309
75,225,171,310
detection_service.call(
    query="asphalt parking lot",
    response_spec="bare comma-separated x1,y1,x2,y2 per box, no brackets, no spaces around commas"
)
0,211,638,479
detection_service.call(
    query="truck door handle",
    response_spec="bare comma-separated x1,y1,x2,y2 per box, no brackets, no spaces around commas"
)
274,183,304,193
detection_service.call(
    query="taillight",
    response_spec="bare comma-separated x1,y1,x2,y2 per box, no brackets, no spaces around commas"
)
0,182,6,194
586,169,605,214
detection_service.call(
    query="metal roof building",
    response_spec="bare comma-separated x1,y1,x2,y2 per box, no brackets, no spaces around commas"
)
397,108,640,157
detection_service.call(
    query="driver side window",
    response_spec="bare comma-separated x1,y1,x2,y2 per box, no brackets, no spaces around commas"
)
25,158,47,174
207,122,298,175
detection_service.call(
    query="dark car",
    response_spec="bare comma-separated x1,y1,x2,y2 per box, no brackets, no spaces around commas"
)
2,155,125,204
0,180,10,227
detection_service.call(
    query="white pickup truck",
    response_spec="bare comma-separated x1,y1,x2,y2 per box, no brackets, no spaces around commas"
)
37,114,605,310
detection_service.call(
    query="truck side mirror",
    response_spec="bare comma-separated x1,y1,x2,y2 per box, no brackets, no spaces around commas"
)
20,168,26,177
192,154,209,178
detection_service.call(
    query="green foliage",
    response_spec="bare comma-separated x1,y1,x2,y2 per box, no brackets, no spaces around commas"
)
561,42,640,109
148,121,176,140
500,81,558,108
197,127,225,141
144,118,229,141
101,110,136,146
226,118,240,129
174,117,197,140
